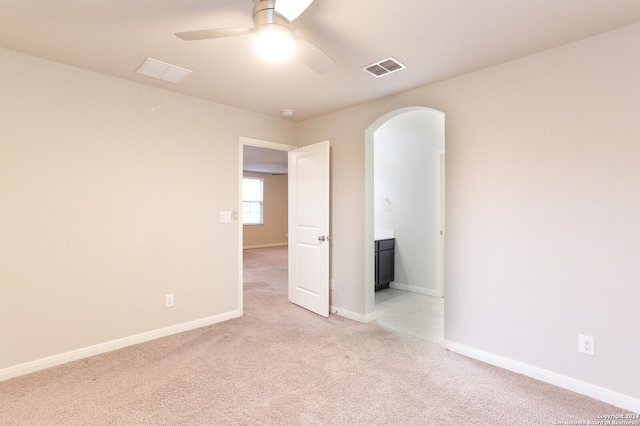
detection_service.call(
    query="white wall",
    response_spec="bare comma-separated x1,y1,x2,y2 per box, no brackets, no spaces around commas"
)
296,23,640,406
0,47,295,372
374,109,444,295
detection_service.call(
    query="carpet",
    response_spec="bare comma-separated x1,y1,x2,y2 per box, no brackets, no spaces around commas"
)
0,246,628,425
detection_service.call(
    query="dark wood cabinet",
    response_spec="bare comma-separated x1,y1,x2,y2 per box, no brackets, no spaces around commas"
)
375,238,395,291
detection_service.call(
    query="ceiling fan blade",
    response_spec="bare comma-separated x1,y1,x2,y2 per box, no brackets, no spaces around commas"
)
296,37,335,75
175,27,254,41
274,0,313,21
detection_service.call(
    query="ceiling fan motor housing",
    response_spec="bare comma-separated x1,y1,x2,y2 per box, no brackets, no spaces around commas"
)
253,0,294,38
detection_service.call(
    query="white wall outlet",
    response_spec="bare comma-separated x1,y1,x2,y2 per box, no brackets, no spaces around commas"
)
165,294,175,308
578,334,594,356
330,279,335,290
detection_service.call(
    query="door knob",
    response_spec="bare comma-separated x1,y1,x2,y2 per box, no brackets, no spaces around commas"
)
318,236,326,242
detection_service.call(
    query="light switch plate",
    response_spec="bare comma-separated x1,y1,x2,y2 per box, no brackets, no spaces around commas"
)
220,211,231,223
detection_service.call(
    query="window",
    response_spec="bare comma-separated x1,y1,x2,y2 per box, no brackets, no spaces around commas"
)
242,177,263,224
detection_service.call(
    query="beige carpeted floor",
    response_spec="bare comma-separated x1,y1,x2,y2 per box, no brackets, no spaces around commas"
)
0,246,629,425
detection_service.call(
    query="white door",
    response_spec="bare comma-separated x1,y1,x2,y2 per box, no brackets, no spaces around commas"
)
288,140,330,317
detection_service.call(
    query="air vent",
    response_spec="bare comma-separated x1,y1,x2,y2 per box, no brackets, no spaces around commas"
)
362,57,406,78
136,58,192,84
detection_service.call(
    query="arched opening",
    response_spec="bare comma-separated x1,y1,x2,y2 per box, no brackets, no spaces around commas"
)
365,107,445,342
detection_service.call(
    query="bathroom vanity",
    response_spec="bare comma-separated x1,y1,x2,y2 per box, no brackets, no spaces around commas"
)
374,230,395,292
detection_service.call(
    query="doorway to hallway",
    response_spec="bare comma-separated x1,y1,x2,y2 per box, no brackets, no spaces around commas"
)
239,137,294,315
238,137,331,318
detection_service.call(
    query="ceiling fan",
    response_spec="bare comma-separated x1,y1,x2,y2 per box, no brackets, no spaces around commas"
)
175,0,335,74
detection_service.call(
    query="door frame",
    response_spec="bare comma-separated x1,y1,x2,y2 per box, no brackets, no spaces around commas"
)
437,150,445,297
238,136,297,314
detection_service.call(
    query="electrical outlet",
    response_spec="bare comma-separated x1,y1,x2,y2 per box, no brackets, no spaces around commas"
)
578,334,594,356
165,294,175,308
330,279,335,290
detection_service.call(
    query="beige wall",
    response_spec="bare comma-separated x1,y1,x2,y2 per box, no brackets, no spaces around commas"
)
242,171,288,248
0,47,294,371
2,20,640,406
296,23,640,401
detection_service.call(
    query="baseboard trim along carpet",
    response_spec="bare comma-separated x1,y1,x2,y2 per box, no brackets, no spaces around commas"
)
330,305,375,323
0,309,242,382
243,243,288,249
443,339,640,413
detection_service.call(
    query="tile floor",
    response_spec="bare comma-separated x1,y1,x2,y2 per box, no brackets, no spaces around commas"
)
374,287,444,344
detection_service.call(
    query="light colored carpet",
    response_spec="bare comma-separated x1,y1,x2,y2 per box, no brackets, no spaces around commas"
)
0,246,628,425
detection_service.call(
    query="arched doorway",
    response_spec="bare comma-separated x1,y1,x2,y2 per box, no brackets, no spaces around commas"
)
365,107,445,341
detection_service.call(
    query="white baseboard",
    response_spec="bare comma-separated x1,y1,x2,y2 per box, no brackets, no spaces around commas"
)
390,282,442,298
364,311,378,323
0,310,242,382
243,243,287,249
443,340,640,413
330,305,372,323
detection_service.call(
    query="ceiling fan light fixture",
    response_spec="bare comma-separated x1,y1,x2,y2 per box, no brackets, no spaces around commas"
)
254,24,295,62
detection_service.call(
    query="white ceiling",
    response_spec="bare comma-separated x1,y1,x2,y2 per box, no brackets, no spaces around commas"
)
1,1,640,122
244,145,288,174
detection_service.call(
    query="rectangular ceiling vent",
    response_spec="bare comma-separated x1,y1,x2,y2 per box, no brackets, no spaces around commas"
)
362,57,406,78
136,58,192,84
